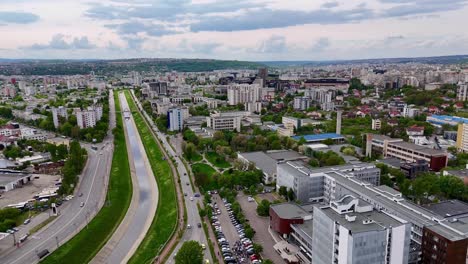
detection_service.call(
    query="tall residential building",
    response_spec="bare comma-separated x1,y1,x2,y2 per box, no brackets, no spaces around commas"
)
312,196,411,264
75,105,103,129
457,82,468,101
52,106,68,128
227,84,261,105
258,68,268,87
167,107,189,132
456,123,468,152
149,82,168,97
293,97,311,110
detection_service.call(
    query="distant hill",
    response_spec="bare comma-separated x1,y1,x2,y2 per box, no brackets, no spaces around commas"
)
260,54,468,68
0,58,265,75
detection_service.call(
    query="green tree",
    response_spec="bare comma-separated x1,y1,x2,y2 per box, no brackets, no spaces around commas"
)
253,243,263,254
287,188,295,201
278,186,287,198
175,241,203,264
256,199,271,217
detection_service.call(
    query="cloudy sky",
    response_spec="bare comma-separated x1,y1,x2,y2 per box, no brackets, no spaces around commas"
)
1,0,467,61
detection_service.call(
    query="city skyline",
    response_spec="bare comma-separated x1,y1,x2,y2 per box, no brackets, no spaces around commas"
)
1,0,468,61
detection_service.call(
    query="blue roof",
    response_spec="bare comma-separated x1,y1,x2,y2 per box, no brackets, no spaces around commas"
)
428,115,468,124
292,133,344,142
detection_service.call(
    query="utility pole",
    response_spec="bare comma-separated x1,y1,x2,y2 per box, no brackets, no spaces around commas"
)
55,236,59,248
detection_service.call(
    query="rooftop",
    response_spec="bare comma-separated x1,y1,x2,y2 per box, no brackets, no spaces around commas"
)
292,133,344,142
389,141,447,156
0,173,30,186
422,200,468,218
270,203,311,220
320,206,405,233
428,115,468,124
238,151,276,176
265,150,306,161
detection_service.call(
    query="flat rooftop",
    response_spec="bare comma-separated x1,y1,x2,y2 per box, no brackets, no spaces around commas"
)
270,203,311,220
388,141,447,156
428,115,468,124
0,173,30,186
239,151,276,176
422,200,468,218
292,133,344,142
265,150,306,161
320,206,404,233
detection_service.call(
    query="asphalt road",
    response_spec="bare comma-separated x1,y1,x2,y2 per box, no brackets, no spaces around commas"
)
0,90,116,264
130,90,212,263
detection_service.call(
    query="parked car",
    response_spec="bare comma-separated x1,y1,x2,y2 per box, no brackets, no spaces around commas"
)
23,219,31,225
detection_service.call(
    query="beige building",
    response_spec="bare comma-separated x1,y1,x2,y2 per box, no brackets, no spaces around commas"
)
456,123,468,152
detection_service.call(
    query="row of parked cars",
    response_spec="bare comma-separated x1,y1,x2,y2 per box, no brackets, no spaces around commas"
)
224,199,262,264
211,202,237,264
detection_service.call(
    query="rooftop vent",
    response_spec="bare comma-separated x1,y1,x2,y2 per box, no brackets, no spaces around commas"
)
345,214,356,222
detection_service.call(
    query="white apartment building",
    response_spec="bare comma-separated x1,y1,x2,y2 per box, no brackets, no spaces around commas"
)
227,84,261,105
245,102,262,113
75,105,103,129
168,107,189,132
457,82,468,101
371,119,381,130
52,106,68,129
76,110,97,129
294,97,311,110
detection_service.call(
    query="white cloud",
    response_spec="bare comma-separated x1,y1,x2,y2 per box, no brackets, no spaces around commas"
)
0,0,467,60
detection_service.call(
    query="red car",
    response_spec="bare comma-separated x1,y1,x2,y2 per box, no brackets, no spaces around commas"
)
250,255,258,261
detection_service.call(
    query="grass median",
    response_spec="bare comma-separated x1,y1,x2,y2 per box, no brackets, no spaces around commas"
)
124,91,178,264
41,91,132,264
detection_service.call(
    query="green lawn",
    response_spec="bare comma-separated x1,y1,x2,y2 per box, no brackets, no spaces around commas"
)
185,152,203,162
205,152,231,168
125,91,178,264
42,91,132,264
191,163,217,190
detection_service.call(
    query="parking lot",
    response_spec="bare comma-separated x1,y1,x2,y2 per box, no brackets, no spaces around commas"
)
0,174,60,208
210,194,262,264
237,193,285,264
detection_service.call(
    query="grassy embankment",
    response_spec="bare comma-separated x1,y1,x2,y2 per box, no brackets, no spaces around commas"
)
124,91,178,264
42,91,132,264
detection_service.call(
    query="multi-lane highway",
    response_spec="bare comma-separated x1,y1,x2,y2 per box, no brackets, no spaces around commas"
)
0,91,116,264
129,90,212,263
94,92,158,264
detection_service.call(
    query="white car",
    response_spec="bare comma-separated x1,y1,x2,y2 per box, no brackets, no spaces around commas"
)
190,197,194,201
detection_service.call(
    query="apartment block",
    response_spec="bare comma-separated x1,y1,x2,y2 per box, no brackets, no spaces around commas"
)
457,82,468,101
227,84,261,105
293,96,311,110
456,123,468,152
75,105,103,129
52,106,68,129
167,107,189,132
